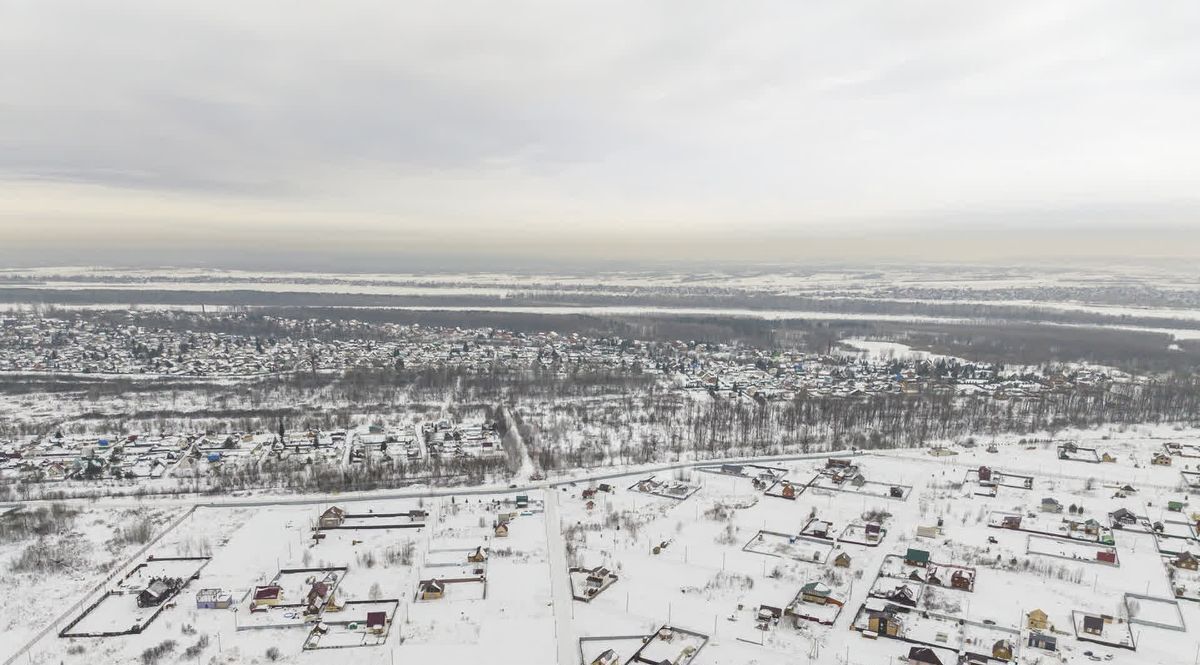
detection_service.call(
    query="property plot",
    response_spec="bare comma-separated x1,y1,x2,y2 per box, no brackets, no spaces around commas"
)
992,471,1034,490
1071,610,1136,650
698,463,787,482
630,626,707,665
1027,534,1118,566
1182,470,1200,490
304,599,400,649
1057,444,1101,463
743,531,833,563
809,474,911,500
763,477,809,500
1165,442,1200,458
869,578,923,606
1124,593,1186,631
569,565,618,602
900,611,964,650
337,514,426,530
792,576,849,624
414,576,487,602
629,476,700,500
579,636,648,665
839,522,886,546
59,556,209,638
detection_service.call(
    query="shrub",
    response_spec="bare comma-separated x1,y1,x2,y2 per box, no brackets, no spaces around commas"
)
140,640,177,665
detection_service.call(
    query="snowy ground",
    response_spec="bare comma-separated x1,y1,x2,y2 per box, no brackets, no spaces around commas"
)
9,423,1200,663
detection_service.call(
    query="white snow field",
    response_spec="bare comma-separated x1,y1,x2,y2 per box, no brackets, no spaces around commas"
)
6,423,1200,664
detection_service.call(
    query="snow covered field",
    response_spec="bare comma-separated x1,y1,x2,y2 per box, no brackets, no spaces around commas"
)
6,422,1200,663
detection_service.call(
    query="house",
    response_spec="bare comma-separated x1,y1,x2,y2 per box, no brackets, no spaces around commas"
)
306,578,342,615
1026,608,1049,631
1082,615,1104,635
597,483,614,493
1101,452,1116,463
886,585,917,607
137,580,174,608
950,569,974,591
585,566,616,595
419,579,445,600
867,607,902,636
865,523,882,541
515,495,529,508
407,509,428,520
1111,508,1137,526
977,466,992,482
1174,552,1199,571
908,646,943,665
365,611,387,634
889,486,905,498
251,584,283,609
319,506,346,529
834,552,852,568
1096,550,1117,564
905,548,931,567
916,525,940,539
1001,515,1022,529
992,639,1013,660
467,546,488,563
781,483,797,499
494,522,509,538
581,488,597,500
196,588,232,609
1169,500,1185,512
800,581,833,605
1041,497,1063,513
1153,452,1173,466
1027,632,1057,652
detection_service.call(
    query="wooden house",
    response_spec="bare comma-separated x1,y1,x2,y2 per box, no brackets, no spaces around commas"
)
319,506,346,529
950,569,974,591
867,608,901,636
1026,608,1049,631
419,579,445,600
251,584,283,610
834,552,851,568
1174,552,1199,571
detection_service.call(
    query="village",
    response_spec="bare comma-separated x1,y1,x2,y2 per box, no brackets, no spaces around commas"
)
0,419,503,485
6,422,1200,665
0,310,1116,398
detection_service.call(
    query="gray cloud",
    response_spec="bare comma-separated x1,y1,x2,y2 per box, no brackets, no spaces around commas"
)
1,1,1199,265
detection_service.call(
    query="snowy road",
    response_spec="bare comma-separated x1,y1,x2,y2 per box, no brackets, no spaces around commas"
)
504,406,538,483
544,488,578,665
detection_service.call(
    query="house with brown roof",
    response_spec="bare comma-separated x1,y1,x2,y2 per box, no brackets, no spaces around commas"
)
318,506,346,529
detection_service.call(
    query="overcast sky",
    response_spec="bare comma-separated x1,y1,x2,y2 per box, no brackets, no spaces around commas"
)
2,1,1199,268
